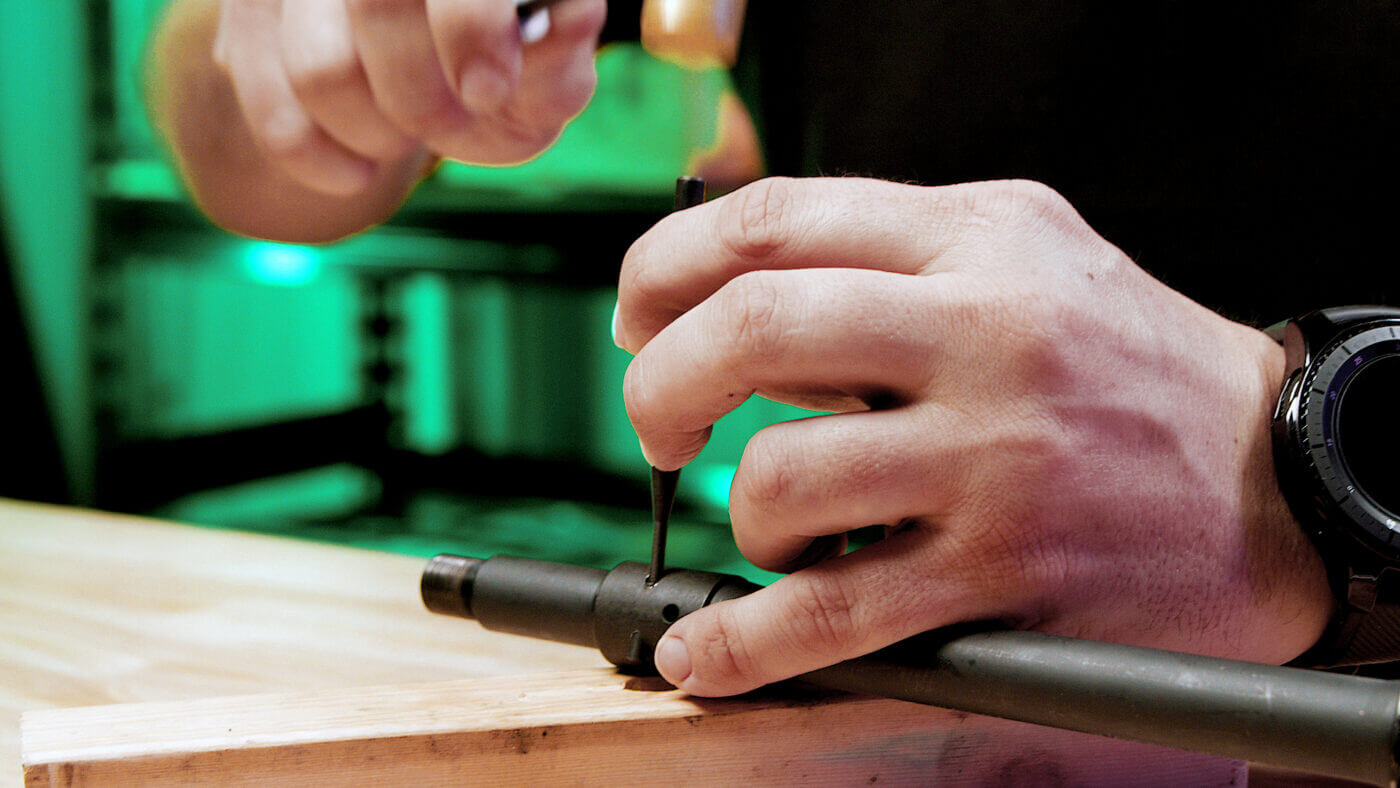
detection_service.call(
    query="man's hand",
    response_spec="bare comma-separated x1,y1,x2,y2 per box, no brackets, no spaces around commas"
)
613,177,1334,697
214,0,605,194
149,0,604,241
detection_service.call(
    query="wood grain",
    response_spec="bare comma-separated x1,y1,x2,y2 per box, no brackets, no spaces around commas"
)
2,500,1247,785
22,667,1245,786
0,500,599,787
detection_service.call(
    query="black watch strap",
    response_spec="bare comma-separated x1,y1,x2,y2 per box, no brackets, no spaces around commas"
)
1292,570,1400,668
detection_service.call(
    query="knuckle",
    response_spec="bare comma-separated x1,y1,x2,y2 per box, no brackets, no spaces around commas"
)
616,259,673,340
256,107,320,161
782,574,859,655
614,252,689,353
990,178,1070,215
212,31,231,70
553,0,608,40
733,436,796,517
392,91,464,139
545,63,599,123
967,518,1036,589
952,448,1066,596
494,113,565,157
1027,532,1073,600
1002,178,1067,206
716,272,788,364
1005,311,1063,365
718,177,800,261
617,249,654,306
694,606,761,686
996,297,1083,390
621,361,653,430
346,0,409,18
283,50,361,100
969,179,1083,232
974,518,1067,612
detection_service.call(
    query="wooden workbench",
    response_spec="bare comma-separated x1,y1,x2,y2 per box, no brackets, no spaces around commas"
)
2,500,1250,785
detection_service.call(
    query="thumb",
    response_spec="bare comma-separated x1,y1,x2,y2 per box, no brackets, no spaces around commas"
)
653,544,985,697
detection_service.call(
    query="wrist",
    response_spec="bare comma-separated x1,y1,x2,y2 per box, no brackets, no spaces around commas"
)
1235,325,1333,662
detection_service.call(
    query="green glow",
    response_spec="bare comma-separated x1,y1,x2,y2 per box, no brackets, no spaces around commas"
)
165,478,781,585
241,242,322,286
692,462,738,517
157,464,379,527
117,253,360,437
101,158,184,201
452,280,514,455
0,2,94,500
402,274,454,454
75,6,792,574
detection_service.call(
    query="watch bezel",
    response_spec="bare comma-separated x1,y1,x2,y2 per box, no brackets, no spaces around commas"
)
1286,319,1400,559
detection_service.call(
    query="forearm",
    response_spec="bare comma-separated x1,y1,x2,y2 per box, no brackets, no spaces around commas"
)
146,0,431,243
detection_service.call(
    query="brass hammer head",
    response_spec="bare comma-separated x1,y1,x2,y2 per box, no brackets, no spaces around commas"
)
641,0,748,69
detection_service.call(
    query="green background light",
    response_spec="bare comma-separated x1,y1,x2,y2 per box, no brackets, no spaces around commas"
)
241,243,323,287
0,2,94,499
2,2,802,583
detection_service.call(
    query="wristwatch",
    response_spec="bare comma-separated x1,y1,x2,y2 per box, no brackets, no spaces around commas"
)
1270,306,1400,667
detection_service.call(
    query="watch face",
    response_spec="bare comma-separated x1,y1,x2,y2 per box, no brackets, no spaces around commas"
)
1336,354,1400,515
1303,323,1400,550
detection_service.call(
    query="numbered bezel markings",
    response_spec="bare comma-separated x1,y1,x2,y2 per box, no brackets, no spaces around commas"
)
1298,323,1400,553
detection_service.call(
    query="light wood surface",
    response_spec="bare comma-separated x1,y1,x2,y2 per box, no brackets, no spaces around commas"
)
3,500,1245,785
23,667,1245,786
0,500,599,787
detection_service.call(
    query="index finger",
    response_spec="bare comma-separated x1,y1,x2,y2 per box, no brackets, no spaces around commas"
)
426,0,522,114
614,177,976,354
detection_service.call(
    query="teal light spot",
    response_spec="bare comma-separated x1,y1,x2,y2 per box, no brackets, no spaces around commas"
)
692,462,738,516
242,243,322,286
